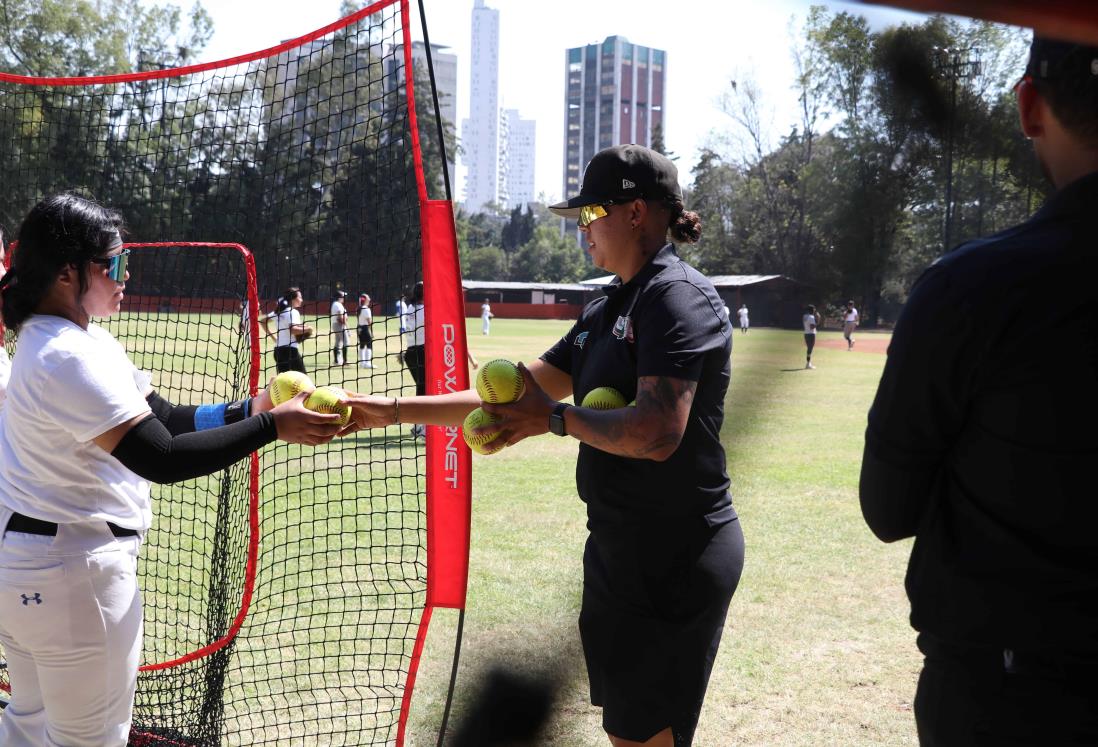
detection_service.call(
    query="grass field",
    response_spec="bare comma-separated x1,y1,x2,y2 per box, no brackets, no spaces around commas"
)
32,313,916,745
396,321,920,746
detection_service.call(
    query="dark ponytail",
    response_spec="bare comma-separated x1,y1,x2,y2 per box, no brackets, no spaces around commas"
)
0,193,125,332
666,198,702,244
276,287,301,314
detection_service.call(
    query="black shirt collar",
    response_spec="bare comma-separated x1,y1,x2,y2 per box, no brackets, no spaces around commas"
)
603,244,679,298
1031,170,1098,224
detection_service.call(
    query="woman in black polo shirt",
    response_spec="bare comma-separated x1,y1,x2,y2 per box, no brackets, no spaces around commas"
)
342,145,744,747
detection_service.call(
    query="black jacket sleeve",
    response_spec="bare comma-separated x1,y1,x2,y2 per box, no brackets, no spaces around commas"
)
112,412,277,484
860,264,975,542
145,391,198,435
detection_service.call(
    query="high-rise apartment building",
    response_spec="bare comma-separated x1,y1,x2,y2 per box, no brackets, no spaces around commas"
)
461,0,500,213
502,109,536,209
563,36,666,198
411,41,458,191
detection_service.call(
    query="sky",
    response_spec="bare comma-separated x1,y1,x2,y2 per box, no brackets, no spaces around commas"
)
177,0,942,204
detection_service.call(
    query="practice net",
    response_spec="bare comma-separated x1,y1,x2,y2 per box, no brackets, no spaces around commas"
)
0,1,471,745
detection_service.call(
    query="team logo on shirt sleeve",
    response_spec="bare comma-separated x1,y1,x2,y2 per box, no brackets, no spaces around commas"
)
612,316,634,343
574,331,589,349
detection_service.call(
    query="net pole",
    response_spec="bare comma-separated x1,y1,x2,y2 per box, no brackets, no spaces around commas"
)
417,4,465,744
416,0,454,202
435,608,465,747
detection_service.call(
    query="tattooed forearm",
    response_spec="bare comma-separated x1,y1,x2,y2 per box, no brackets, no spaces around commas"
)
570,376,697,461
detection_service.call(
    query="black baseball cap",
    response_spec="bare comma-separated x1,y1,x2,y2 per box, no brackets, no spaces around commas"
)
549,144,683,219
1025,35,1098,84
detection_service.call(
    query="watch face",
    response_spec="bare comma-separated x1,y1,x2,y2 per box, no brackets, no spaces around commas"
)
549,405,568,436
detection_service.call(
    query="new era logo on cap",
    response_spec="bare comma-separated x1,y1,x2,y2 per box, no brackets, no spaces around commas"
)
623,178,636,189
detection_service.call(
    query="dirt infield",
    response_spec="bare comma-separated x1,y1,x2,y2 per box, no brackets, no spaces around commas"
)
816,333,891,354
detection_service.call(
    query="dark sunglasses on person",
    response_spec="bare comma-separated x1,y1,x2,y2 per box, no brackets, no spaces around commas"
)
578,198,638,228
89,249,131,282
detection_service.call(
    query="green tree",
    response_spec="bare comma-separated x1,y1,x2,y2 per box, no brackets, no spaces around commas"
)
510,224,586,283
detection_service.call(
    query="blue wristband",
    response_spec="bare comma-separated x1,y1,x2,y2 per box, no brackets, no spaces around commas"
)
194,399,251,431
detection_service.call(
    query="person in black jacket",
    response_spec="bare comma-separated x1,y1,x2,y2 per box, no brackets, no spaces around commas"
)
341,146,744,747
860,35,1098,745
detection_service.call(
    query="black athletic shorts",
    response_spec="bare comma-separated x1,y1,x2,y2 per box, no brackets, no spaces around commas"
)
358,325,373,349
579,518,744,745
273,345,306,374
804,333,816,355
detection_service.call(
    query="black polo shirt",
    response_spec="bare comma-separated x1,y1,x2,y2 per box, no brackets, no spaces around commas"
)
542,244,735,530
861,171,1098,653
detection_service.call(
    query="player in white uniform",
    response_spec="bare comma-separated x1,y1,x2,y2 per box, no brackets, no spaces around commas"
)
737,304,749,334
329,290,349,366
481,300,493,335
803,304,820,369
357,293,374,368
842,300,859,350
0,194,341,747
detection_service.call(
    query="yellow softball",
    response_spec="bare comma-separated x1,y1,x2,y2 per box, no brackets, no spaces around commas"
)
303,385,351,427
475,359,525,404
581,386,627,410
270,371,314,406
462,407,505,455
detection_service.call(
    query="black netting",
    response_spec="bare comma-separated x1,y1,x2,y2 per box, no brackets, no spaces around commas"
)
1,2,435,744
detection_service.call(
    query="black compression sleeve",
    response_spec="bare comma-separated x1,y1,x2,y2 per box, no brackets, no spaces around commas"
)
112,412,277,484
146,391,198,435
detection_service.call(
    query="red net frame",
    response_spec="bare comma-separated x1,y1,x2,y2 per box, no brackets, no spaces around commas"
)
0,1,471,744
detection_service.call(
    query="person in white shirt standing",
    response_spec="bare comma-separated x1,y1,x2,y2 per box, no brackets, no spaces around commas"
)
329,290,349,366
803,304,820,369
842,300,859,350
481,299,493,336
737,304,749,334
262,287,312,374
357,293,374,368
0,193,341,747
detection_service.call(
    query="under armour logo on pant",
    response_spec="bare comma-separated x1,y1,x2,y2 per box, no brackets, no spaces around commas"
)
20,593,42,606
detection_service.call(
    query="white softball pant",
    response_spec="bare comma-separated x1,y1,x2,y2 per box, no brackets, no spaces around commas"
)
0,512,143,747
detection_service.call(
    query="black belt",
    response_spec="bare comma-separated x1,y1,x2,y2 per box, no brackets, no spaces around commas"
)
5,512,139,538
920,633,1098,679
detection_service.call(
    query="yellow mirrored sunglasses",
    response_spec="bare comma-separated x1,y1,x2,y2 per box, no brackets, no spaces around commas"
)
577,203,609,228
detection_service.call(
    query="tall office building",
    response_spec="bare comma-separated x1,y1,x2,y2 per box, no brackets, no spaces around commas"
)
502,109,536,209
411,41,458,192
461,0,500,213
563,36,666,198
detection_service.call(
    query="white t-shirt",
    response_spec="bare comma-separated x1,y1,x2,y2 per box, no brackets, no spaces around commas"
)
803,314,818,334
0,316,152,530
358,306,372,327
407,303,425,346
396,299,408,331
330,300,347,332
268,307,302,348
481,303,492,320
844,307,859,323
737,307,749,323
0,347,10,407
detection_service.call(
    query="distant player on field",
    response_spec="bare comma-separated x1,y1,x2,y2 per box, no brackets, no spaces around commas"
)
802,304,819,369
737,303,749,334
357,293,374,368
842,300,859,350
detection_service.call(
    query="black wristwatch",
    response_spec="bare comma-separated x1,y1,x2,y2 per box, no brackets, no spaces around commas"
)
549,403,571,437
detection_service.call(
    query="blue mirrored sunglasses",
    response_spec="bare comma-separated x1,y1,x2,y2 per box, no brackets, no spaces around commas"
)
89,249,130,282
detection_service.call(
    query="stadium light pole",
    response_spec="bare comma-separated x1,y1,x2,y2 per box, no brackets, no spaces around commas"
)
933,46,981,252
